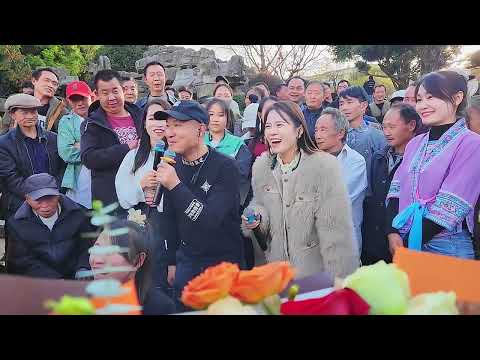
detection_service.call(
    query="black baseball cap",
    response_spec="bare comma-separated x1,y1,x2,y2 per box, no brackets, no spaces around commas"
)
23,173,61,200
154,100,208,124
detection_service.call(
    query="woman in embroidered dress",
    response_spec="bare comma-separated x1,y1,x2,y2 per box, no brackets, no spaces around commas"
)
241,101,358,279
386,71,480,259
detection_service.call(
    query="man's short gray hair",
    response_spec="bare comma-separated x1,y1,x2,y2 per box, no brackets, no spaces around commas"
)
320,107,350,143
306,80,325,91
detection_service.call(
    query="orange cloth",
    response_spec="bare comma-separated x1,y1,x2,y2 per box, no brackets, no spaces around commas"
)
393,247,480,303
90,279,141,315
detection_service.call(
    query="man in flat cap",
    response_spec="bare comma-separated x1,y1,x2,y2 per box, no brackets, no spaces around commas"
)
6,173,93,278
0,94,65,221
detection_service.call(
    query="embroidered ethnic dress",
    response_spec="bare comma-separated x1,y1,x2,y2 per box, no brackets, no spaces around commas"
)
386,119,480,239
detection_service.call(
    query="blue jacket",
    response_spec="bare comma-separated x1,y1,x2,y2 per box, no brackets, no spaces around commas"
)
6,195,95,278
0,125,65,216
80,102,143,208
302,106,323,140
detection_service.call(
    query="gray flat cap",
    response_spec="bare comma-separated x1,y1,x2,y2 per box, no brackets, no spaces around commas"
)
4,94,42,112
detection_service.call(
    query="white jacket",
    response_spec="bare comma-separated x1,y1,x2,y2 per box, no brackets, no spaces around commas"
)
115,149,163,212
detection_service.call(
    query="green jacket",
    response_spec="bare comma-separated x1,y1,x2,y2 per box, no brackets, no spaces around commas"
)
57,112,83,190
204,130,244,158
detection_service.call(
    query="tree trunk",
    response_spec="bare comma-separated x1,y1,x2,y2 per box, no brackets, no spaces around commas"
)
377,63,410,90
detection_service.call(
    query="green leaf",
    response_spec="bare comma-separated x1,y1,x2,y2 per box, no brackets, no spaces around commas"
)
44,296,95,315
91,214,115,226
92,200,104,212
99,202,119,215
105,227,129,237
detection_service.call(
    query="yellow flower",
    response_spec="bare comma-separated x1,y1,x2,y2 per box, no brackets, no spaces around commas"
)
207,296,258,315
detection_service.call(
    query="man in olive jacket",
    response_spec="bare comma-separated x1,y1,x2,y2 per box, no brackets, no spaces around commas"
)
1,68,67,134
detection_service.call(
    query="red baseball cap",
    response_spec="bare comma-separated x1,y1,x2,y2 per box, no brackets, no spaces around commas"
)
66,81,92,99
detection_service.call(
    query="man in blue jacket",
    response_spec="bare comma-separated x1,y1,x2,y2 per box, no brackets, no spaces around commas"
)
302,80,324,139
0,94,65,218
154,100,244,311
135,61,177,110
6,173,94,278
361,103,418,265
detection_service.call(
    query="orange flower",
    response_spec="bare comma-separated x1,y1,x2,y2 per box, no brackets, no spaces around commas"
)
91,279,141,315
181,262,240,310
230,262,295,304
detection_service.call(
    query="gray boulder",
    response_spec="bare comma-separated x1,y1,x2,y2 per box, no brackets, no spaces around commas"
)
172,68,195,88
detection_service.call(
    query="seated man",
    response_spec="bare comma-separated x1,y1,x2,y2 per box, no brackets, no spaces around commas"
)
315,107,367,253
6,173,94,279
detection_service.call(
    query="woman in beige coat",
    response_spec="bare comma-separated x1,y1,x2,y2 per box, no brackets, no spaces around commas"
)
242,101,359,279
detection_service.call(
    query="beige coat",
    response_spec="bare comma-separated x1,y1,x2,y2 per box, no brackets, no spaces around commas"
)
243,149,359,279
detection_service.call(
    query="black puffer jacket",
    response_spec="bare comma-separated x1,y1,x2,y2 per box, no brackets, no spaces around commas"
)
80,102,143,208
0,125,65,216
6,196,95,279
473,197,480,259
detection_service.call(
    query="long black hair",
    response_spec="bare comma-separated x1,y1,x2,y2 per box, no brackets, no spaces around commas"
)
133,98,171,174
415,71,468,117
107,219,153,304
206,98,235,134
255,96,278,140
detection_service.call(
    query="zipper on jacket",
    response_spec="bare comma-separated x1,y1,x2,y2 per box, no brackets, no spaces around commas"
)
21,141,35,174
42,136,53,174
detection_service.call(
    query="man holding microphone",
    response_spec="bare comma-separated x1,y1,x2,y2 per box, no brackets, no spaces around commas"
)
153,100,244,312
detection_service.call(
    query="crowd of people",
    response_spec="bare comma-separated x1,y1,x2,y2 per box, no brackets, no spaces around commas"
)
1,60,480,314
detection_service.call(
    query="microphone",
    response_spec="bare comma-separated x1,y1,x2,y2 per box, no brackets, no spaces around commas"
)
153,140,166,171
152,149,177,207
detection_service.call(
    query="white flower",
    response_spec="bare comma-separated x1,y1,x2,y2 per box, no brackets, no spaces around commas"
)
127,208,147,226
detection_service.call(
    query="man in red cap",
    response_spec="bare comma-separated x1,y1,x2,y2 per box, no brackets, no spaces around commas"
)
57,81,94,209
65,80,93,118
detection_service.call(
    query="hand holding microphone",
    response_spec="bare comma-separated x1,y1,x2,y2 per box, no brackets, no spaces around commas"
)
153,149,178,206
242,207,261,230
242,206,267,251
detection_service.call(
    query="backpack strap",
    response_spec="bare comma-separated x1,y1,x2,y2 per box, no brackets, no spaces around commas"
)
46,99,66,131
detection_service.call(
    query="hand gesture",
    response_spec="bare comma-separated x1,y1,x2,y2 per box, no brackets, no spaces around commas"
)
388,233,404,255
241,213,261,230
156,162,180,190
127,139,139,150
167,265,176,286
140,170,159,190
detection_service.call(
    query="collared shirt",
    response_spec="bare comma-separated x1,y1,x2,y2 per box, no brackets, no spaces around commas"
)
277,151,301,176
386,147,404,175
35,204,61,231
346,120,388,196
336,144,368,252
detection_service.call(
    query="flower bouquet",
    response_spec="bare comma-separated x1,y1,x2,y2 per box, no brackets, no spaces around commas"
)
182,259,472,315
181,261,295,314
